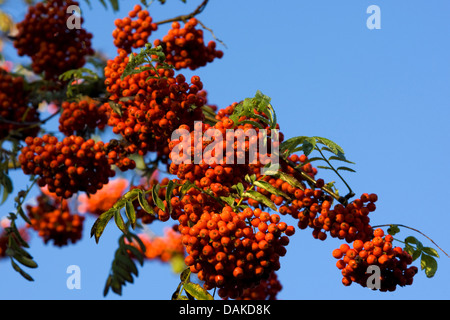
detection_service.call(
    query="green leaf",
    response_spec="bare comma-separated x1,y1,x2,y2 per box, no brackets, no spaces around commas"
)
405,236,423,251
8,221,30,248
115,252,139,276
180,267,191,283
336,166,356,173
110,278,123,295
103,275,112,297
328,156,355,165
314,136,346,159
244,174,256,184
279,136,307,157
243,190,277,211
114,210,127,234
233,182,244,197
180,181,195,197
108,0,119,11
126,233,147,254
422,247,440,258
8,236,33,260
254,180,291,201
317,165,333,171
11,252,37,269
125,200,136,229
91,208,116,243
17,206,31,225
421,254,438,278
267,103,277,129
152,184,165,212
404,244,420,261
302,137,316,157
124,244,145,266
165,180,176,215
183,282,214,300
137,191,155,215
220,196,236,207
112,264,133,283
1,174,12,204
387,224,400,236
229,91,274,128
10,259,34,281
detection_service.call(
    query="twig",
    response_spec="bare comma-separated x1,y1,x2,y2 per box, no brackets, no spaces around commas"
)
0,108,60,127
197,19,227,49
155,0,209,25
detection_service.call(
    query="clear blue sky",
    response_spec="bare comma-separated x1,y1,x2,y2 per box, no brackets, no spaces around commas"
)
1,0,449,300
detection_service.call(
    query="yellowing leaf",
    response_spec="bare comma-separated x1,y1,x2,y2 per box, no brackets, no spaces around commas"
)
0,11,14,33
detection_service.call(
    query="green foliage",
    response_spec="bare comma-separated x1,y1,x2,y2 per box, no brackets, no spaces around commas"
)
5,180,38,281
229,90,277,129
120,43,172,81
172,268,213,300
404,236,439,278
280,135,353,170
0,167,13,204
103,233,146,296
387,225,440,278
91,187,156,243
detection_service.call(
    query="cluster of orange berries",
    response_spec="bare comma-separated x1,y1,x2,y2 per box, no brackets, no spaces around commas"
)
103,139,137,172
163,112,296,299
234,271,282,300
180,205,294,299
168,112,282,189
138,227,185,262
295,193,377,243
332,228,417,291
26,193,84,247
104,49,205,160
260,155,375,244
154,18,223,70
19,135,116,199
112,4,158,53
13,0,94,81
0,69,40,140
59,100,109,136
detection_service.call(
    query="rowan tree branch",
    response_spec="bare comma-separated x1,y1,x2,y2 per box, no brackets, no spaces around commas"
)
154,0,209,25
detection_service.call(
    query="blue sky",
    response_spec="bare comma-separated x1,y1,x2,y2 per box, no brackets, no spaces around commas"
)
0,0,449,300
